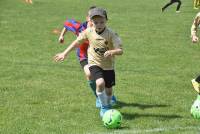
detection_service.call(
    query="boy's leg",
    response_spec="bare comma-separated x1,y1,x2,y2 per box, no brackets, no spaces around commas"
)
89,66,111,117
96,78,111,117
195,75,200,83
83,61,116,107
194,0,199,9
104,70,117,106
191,75,200,93
82,62,102,108
105,87,113,105
80,60,97,97
162,0,174,12
175,0,181,11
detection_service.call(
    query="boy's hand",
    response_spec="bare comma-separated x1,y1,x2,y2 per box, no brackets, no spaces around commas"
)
54,53,66,62
192,35,199,43
104,50,113,58
58,36,64,44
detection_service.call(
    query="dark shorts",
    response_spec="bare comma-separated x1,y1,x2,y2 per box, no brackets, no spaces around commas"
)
89,65,115,88
80,59,88,68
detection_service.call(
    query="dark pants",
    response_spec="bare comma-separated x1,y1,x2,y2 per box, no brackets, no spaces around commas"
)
196,75,200,83
162,0,182,11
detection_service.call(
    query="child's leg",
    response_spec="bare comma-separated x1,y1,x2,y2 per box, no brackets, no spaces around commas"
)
192,76,200,93
162,0,174,11
89,66,109,107
104,69,116,105
105,87,113,105
194,0,198,8
176,0,181,11
83,64,97,97
195,75,200,83
96,78,109,106
197,0,200,6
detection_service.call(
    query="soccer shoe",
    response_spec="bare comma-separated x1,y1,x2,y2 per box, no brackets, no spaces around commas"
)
191,79,200,93
197,95,200,101
100,105,111,117
176,11,180,13
161,8,164,12
191,99,200,119
96,98,101,108
111,95,117,106
194,7,199,10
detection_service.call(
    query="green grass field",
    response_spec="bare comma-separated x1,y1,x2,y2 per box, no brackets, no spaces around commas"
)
1,0,200,133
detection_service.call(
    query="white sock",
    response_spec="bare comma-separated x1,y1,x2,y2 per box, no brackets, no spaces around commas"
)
107,95,112,105
96,90,108,107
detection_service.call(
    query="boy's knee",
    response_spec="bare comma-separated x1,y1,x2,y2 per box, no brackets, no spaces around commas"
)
84,65,92,80
85,72,92,80
96,78,105,89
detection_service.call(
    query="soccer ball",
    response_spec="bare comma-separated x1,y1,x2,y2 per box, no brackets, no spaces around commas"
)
191,99,200,119
102,109,122,129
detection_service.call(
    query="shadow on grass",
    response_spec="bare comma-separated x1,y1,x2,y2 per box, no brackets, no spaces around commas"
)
113,101,169,110
122,112,182,120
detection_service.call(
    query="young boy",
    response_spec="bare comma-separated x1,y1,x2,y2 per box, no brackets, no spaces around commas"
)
57,7,116,108
54,7,123,117
191,12,200,99
162,0,182,13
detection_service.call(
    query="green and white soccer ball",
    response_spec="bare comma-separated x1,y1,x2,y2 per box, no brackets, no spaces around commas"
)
191,99,200,119
102,109,122,129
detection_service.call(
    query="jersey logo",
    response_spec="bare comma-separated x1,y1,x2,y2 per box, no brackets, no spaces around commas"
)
96,38,104,40
104,40,108,45
94,47,109,56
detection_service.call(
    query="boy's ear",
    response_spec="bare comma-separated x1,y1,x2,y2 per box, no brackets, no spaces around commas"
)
86,16,91,22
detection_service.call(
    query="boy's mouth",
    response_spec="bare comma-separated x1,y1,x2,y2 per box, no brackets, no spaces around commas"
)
97,28,102,31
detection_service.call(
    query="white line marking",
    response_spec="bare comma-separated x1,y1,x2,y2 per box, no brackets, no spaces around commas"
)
86,126,200,134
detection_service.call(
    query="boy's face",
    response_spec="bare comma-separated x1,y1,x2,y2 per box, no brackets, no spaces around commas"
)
91,16,106,33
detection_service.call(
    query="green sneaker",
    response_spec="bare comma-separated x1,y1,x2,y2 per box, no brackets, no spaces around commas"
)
191,99,200,119
197,95,200,101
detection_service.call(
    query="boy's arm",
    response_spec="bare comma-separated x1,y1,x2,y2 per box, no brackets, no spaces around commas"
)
191,19,198,37
191,14,200,43
104,48,123,57
104,31,123,57
54,30,88,62
58,27,67,44
54,40,80,62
